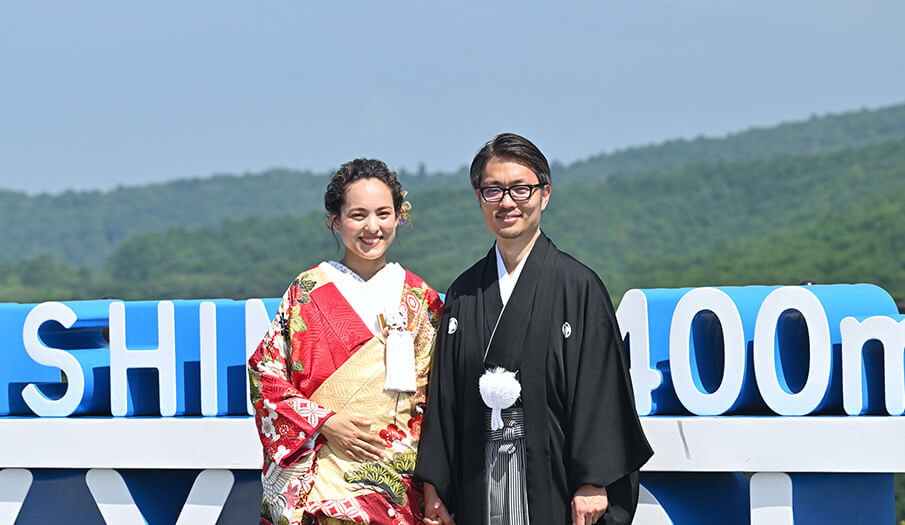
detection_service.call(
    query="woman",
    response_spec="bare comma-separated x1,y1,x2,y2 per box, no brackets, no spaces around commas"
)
248,158,443,525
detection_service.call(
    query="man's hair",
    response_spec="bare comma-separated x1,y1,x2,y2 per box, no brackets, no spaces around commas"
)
469,133,551,190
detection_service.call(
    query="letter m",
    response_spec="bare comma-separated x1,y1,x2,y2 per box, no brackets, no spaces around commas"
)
840,315,905,415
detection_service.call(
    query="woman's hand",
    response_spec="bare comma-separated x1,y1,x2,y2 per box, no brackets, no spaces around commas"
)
319,413,386,462
423,482,455,525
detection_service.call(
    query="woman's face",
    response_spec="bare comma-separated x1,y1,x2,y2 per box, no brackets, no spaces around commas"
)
332,178,398,269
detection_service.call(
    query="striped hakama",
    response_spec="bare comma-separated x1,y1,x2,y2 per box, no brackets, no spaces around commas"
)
484,406,530,525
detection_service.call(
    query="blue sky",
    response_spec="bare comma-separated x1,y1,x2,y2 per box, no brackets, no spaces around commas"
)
2,1,904,194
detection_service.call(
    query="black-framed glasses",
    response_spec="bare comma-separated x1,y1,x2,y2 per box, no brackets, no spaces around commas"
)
479,183,546,203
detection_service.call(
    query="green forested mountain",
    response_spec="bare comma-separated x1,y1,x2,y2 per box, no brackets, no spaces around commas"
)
3,134,903,304
2,102,904,268
0,168,467,267
627,188,905,295
546,138,905,296
562,101,905,183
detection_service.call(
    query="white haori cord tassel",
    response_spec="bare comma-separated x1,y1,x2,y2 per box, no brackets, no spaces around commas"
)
479,367,521,431
383,306,416,392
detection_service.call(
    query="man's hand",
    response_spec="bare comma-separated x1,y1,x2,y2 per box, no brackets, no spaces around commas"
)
423,482,455,525
319,413,386,462
571,484,608,525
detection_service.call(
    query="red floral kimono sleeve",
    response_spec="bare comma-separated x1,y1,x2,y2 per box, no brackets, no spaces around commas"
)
248,283,335,468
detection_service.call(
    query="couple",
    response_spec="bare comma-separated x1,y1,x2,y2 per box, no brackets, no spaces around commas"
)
248,133,653,525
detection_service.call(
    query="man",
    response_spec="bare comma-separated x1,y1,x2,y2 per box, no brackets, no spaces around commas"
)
415,133,652,525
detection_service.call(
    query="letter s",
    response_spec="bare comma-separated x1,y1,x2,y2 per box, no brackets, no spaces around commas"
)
21,302,85,417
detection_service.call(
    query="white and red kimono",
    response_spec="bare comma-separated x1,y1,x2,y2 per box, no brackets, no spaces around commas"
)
248,262,442,525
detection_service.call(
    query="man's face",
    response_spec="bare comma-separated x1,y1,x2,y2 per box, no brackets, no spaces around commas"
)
476,158,550,243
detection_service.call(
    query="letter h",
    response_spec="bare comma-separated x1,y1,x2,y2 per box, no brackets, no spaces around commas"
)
108,301,177,416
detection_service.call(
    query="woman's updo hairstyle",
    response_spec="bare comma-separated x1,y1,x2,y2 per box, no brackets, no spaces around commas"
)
324,158,406,221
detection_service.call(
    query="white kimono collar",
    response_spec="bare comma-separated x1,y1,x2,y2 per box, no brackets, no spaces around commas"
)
319,261,405,336
495,242,534,307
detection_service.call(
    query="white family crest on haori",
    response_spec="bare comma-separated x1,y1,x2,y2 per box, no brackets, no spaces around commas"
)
448,317,458,334
479,367,521,430
384,304,416,392
562,322,572,339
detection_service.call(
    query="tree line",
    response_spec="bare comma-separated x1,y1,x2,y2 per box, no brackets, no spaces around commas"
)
2,136,904,305
2,101,903,269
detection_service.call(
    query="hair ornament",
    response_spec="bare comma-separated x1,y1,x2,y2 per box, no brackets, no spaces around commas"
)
398,193,413,225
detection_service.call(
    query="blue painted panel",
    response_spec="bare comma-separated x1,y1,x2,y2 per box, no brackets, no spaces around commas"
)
641,472,750,525
791,473,894,525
